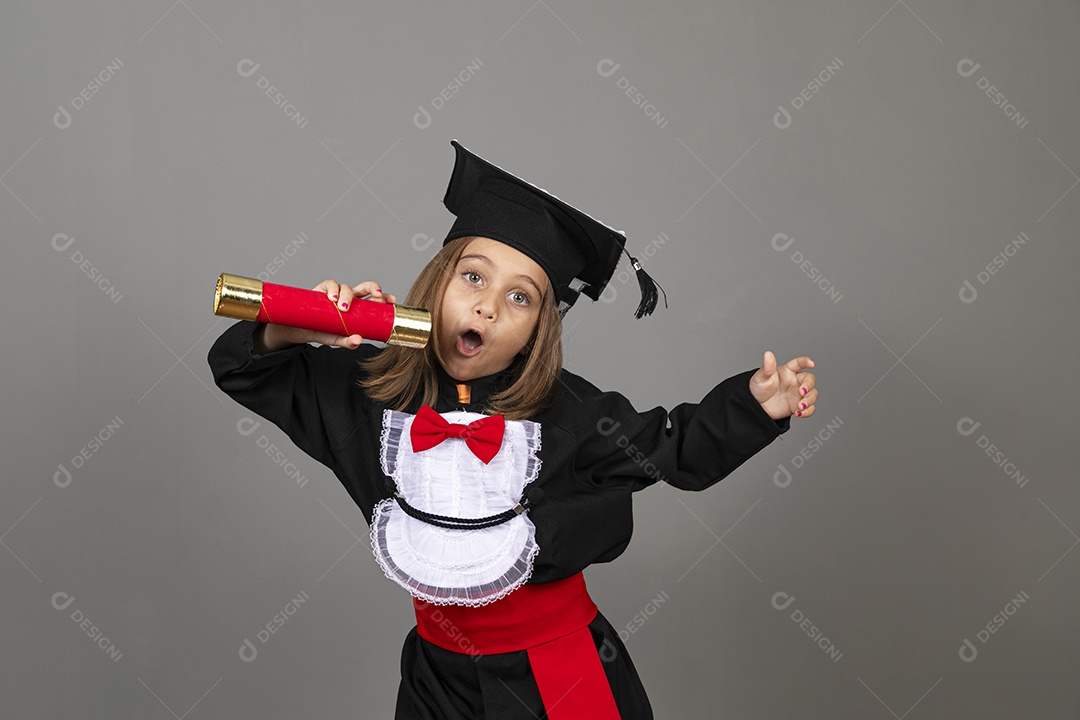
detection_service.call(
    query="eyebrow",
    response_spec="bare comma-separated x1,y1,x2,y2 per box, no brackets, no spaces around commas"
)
458,253,545,299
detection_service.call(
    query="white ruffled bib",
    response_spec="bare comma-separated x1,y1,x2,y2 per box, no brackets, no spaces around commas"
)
370,408,543,606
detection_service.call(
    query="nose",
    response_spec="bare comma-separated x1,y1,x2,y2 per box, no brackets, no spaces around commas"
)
473,293,496,320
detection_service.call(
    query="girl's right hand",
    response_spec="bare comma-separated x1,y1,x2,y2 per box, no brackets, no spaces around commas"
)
259,280,397,351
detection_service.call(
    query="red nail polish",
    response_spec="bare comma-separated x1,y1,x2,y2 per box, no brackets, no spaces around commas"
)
800,402,806,410
801,387,807,395
796,411,802,417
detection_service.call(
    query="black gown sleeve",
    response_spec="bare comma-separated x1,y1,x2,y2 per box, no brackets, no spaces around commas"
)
562,368,791,492
206,319,378,472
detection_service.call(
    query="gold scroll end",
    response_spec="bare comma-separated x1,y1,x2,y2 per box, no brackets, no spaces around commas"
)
387,305,431,348
214,273,264,321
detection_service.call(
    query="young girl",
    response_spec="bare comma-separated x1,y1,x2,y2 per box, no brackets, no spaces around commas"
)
208,141,817,719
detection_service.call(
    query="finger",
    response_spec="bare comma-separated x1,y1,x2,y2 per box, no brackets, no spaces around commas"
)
796,403,816,419
353,282,394,304
337,283,356,311
761,350,777,376
783,356,815,373
313,279,342,304
795,373,816,395
371,289,395,305
352,280,390,304
309,331,363,349
351,281,380,298
796,389,817,412
323,333,361,349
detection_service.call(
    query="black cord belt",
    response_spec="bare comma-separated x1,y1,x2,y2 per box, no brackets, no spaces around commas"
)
393,492,529,530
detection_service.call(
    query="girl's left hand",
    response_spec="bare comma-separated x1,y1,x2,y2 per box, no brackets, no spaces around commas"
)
749,351,817,421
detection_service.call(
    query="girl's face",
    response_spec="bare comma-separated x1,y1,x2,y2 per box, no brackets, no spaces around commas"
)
437,237,549,381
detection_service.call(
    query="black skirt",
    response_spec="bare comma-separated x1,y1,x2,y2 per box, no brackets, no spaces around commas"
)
394,610,653,719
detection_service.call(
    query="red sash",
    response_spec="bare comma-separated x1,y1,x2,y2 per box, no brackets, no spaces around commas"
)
412,573,621,719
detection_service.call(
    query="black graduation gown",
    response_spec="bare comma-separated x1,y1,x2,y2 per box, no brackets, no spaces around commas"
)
207,320,791,718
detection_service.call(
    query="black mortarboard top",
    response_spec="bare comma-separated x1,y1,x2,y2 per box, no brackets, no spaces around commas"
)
442,140,665,318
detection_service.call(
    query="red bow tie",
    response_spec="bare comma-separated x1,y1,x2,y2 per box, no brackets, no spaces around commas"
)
409,405,506,465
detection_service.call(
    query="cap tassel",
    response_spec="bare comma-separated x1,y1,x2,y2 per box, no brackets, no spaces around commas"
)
624,249,668,319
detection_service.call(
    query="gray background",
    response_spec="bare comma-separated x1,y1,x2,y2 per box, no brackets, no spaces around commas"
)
3,1,1078,717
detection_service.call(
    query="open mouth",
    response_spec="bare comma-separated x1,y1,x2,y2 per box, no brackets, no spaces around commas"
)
456,329,484,357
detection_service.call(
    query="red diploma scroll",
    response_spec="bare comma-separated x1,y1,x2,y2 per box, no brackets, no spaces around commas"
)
214,273,430,348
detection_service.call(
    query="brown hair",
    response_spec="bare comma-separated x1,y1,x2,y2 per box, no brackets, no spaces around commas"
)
358,236,563,420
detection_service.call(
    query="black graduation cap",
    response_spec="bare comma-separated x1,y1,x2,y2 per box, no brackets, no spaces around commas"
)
442,140,665,318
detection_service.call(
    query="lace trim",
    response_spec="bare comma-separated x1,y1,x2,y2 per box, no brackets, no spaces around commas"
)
522,416,542,491
371,408,544,606
379,408,403,479
370,498,541,607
